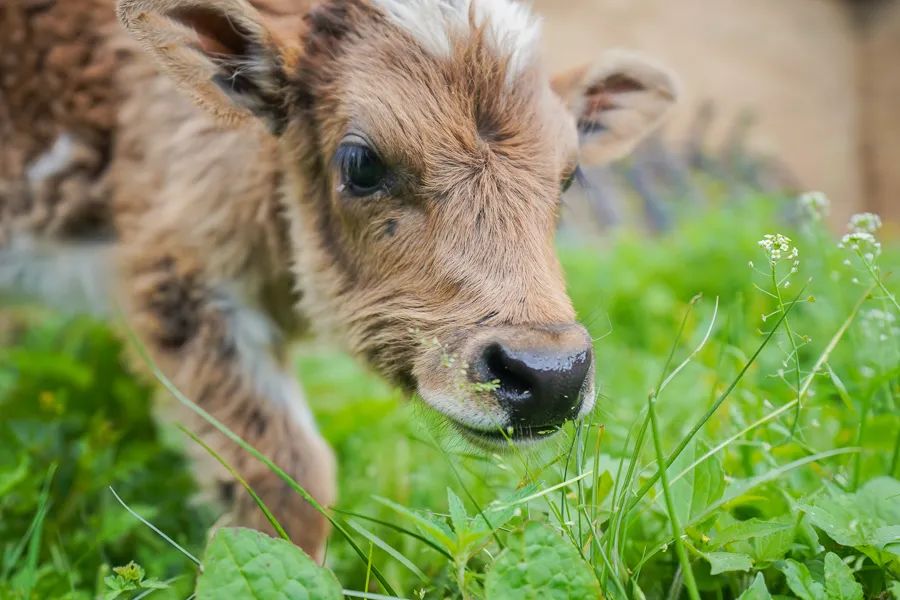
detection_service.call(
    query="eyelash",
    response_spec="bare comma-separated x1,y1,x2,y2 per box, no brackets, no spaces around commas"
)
334,144,391,196
562,166,581,193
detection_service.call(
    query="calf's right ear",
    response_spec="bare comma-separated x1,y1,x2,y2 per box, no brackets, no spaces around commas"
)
552,50,679,165
117,0,296,133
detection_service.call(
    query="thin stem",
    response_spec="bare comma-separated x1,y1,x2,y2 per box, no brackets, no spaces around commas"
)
771,264,803,436
624,283,808,515
858,252,900,312
610,296,702,568
891,419,900,479
648,394,700,600
666,285,876,489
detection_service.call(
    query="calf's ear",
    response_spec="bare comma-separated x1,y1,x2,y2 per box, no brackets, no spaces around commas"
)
117,0,297,134
552,50,679,164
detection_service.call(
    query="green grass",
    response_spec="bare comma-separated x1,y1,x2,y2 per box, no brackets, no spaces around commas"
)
1,196,898,599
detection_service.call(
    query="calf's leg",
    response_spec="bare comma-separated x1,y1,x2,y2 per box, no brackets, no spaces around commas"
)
120,248,335,561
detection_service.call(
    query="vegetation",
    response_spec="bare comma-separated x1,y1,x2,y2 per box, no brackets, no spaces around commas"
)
0,194,897,599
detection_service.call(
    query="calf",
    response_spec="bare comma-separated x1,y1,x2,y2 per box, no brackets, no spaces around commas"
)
0,0,677,560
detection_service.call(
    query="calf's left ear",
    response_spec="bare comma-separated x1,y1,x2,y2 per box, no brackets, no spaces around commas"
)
552,50,679,164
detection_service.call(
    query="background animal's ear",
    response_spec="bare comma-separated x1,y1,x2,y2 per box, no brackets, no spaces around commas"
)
552,50,679,164
117,0,297,134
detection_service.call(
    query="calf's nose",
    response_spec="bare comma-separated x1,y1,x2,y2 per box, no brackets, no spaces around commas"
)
474,327,593,429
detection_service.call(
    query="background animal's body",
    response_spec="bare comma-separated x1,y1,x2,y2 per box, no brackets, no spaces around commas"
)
2,0,332,556
0,0,676,559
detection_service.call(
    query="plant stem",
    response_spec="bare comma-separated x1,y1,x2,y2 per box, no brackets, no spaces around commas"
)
648,393,701,600
771,264,803,436
624,283,808,515
858,252,900,312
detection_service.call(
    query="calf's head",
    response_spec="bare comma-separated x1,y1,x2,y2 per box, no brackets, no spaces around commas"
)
119,0,678,446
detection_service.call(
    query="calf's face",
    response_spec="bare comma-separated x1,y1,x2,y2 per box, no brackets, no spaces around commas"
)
118,0,677,446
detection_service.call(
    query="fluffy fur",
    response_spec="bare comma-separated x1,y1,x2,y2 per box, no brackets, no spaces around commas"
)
1,0,677,559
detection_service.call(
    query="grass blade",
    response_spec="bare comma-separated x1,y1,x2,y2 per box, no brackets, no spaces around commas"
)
332,509,453,560
109,487,201,567
625,283,808,515
177,425,289,542
122,326,398,596
648,393,700,600
347,519,428,582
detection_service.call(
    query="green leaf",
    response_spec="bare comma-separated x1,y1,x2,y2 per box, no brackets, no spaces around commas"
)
751,521,795,565
738,573,772,600
823,553,862,600
374,496,455,552
667,440,725,525
0,453,29,497
889,580,900,600
476,484,537,534
800,477,900,566
704,551,752,575
111,561,145,583
714,518,793,548
447,488,468,535
195,528,342,600
484,522,600,599
777,559,825,600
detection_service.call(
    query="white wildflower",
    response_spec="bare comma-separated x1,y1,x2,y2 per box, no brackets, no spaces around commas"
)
861,308,899,343
798,191,830,221
758,234,799,264
865,309,897,325
849,212,882,234
839,232,882,261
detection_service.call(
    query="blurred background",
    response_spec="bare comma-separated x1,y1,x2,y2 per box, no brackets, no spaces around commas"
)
533,0,899,233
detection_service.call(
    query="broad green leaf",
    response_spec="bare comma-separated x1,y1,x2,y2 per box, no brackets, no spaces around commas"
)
823,553,862,600
714,519,793,548
778,559,825,600
195,528,341,600
667,440,725,525
484,522,600,599
704,552,752,575
800,477,900,566
751,521,794,565
873,526,900,558
738,573,772,600
889,580,900,600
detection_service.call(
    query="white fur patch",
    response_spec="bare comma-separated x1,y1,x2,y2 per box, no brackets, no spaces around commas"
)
372,0,541,80
0,234,114,315
26,133,76,183
214,287,316,430
417,386,508,431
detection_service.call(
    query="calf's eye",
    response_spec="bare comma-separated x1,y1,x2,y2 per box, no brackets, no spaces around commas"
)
337,144,388,197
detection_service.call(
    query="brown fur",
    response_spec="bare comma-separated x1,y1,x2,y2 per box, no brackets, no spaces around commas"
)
1,0,677,559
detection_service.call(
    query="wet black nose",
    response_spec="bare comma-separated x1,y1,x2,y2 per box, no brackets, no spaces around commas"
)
476,340,593,429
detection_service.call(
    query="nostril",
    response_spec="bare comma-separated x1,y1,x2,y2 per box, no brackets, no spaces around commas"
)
483,343,532,400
